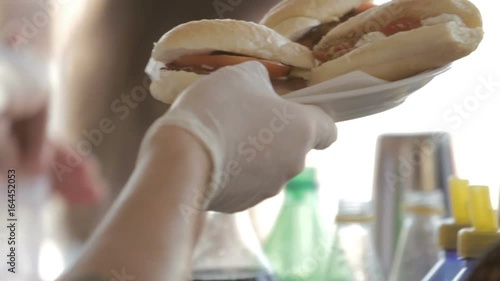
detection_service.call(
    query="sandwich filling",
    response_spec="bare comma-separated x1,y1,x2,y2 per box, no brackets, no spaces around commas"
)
165,51,293,79
314,13,466,62
296,2,376,49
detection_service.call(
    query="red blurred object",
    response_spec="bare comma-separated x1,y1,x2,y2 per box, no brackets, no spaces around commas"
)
50,143,107,206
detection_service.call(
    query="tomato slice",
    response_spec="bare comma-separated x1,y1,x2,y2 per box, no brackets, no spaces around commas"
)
355,1,377,13
169,54,292,79
381,17,422,36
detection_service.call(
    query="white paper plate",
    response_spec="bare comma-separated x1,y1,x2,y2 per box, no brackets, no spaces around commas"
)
283,65,451,122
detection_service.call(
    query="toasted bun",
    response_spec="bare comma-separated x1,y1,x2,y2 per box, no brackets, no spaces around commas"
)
310,0,483,84
152,19,314,68
316,0,481,41
310,23,483,84
147,19,314,104
260,0,371,40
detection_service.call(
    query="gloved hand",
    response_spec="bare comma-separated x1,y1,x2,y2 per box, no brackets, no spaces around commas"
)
149,61,337,212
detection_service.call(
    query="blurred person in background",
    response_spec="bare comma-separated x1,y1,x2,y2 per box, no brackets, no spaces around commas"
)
1,2,104,280
1,0,53,173
1,2,104,203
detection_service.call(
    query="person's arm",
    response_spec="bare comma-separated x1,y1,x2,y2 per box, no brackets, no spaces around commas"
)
57,126,211,281
57,62,337,281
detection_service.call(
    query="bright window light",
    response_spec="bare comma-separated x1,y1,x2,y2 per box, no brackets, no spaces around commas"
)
373,0,392,4
39,240,65,281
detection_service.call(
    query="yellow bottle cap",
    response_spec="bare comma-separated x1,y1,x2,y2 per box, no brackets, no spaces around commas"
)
438,219,470,250
437,177,471,250
468,186,498,232
457,186,500,259
449,177,470,225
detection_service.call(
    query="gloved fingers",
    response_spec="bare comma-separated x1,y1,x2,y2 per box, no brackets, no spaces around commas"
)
207,188,273,214
228,61,273,86
195,61,276,97
302,104,338,150
235,186,283,212
207,168,288,213
312,102,337,121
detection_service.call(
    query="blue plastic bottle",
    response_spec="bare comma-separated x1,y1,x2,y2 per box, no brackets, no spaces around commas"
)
452,259,479,281
421,234,465,281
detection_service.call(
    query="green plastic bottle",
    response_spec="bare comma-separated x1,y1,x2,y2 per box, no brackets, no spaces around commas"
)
263,168,329,281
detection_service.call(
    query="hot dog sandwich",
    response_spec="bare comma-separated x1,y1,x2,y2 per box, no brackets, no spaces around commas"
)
146,19,314,104
310,0,484,85
260,0,376,49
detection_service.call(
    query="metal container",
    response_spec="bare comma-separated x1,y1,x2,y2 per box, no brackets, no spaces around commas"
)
372,132,456,276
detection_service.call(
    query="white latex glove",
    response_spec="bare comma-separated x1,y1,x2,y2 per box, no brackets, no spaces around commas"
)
153,61,337,212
